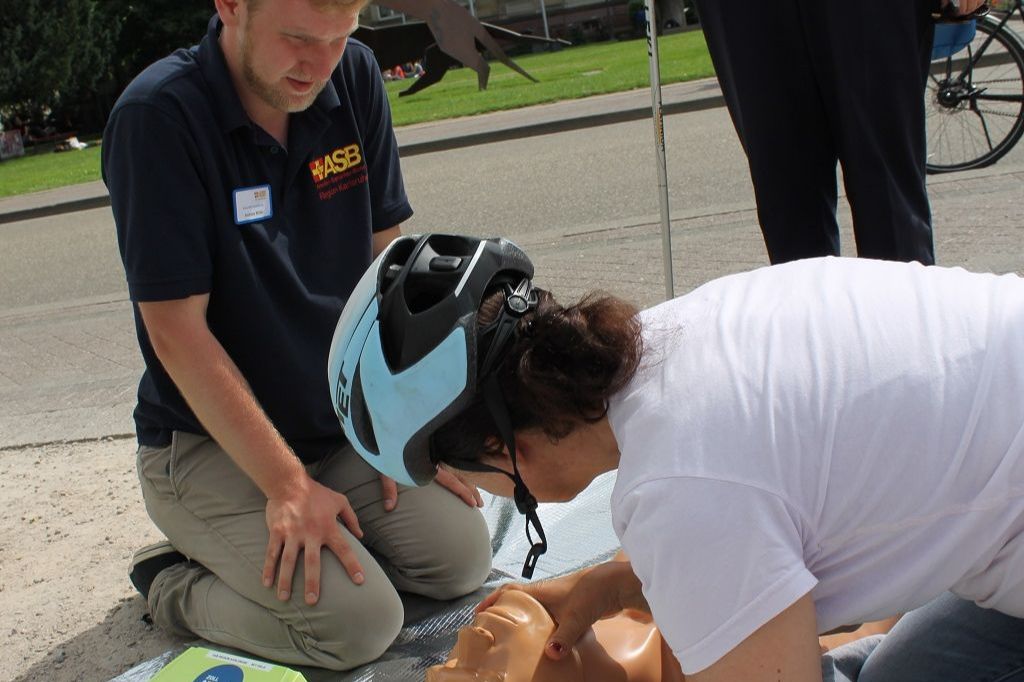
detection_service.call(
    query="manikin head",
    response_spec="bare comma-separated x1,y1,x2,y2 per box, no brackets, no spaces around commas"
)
427,590,583,682
426,590,681,682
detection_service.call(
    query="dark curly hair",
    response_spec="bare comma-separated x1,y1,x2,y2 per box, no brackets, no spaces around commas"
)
430,287,643,466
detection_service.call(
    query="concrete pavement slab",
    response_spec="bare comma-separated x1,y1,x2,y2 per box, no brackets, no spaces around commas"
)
0,179,111,226
394,77,723,155
0,297,140,449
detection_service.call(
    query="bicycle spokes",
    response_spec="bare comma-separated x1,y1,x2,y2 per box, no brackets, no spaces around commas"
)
926,13,1024,172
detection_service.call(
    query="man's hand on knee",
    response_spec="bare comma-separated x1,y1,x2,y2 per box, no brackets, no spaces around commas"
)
435,465,485,508
378,468,484,511
263,477,367,605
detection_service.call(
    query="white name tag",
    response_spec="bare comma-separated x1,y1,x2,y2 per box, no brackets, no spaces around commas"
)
232,185,273,224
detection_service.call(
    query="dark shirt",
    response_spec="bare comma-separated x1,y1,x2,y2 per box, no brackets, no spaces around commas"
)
103,16,413,462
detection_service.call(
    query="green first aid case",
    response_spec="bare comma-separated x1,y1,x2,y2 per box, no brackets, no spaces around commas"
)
150,647,307,682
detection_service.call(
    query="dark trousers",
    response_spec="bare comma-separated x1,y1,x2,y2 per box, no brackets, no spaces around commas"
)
695,0,936,265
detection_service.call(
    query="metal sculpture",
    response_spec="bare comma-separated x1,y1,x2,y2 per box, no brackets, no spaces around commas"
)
358,0,569,96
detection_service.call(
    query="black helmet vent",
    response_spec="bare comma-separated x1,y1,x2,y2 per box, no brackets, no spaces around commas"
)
349,367,379,456
377,234,533,373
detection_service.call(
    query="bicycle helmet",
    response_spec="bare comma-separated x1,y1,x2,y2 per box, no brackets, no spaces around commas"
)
327,233,548,576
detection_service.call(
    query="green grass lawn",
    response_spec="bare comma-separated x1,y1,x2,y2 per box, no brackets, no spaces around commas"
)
0,142,103,198
385,30,712,126
0,31,711,199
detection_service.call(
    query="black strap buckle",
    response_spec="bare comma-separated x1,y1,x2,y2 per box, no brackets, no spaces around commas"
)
521,508,548,579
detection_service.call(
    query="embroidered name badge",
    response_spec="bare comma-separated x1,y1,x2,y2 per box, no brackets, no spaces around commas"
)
232,185,273,225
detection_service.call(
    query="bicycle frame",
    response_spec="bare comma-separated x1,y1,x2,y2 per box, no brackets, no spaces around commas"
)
953,1,1024,104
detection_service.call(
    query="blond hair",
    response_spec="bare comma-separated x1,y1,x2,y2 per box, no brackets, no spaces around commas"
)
247,0,369,13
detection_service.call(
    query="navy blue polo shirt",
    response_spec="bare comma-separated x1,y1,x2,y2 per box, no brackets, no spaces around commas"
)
103,16,412,462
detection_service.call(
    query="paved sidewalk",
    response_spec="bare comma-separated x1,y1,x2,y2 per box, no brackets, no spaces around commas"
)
0,78,724,226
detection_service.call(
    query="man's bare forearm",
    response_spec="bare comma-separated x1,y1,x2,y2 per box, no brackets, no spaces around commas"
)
141,297,308,500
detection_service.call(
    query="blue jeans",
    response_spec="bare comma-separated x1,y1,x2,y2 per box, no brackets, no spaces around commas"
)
822,594,1024,682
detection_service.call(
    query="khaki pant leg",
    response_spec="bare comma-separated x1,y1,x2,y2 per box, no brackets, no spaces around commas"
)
313,446,492,600
136,432,403,671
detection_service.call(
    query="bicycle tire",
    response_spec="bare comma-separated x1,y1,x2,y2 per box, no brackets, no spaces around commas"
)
925,14,1024,174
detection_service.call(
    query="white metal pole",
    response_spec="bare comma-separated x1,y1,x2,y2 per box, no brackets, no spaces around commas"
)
468,0,476,17
644,0,675,300
539,0,551,40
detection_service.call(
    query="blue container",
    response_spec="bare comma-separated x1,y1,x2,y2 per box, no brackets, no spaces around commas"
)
933,21,978,60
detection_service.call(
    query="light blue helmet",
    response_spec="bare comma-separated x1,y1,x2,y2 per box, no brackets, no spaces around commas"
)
327,234,534,486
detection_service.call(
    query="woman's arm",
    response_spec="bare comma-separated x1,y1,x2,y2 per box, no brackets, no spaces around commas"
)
687,593,822,682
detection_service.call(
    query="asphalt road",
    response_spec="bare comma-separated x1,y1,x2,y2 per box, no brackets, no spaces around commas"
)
2,105,1023,448
11,104,1024,310
0,108,758,311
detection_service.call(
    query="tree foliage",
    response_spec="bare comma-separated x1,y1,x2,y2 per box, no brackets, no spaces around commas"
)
0,0,116,118
105,0,211,90
0,0,211,133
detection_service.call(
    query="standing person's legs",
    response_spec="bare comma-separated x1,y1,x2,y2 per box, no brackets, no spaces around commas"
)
695,0,843,263
137,432,406,671
310,446,492,601
810,0,936,264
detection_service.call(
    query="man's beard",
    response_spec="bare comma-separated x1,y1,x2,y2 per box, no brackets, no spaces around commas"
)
240,33,325,113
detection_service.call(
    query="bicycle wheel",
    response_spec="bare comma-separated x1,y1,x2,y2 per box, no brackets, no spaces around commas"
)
926,14,1024,173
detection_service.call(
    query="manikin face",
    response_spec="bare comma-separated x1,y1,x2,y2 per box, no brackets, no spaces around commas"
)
426,590,585,682
235,0,360,113
428,590,682,682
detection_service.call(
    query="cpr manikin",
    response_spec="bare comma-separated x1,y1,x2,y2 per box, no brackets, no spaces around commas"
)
426,590,686,682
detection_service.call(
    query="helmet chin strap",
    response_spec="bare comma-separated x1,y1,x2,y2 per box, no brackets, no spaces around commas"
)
458,277,546,578
445,442,547,579
480,376,547,579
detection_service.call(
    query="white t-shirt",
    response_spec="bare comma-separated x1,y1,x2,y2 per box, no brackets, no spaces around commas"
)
608,257,1024,675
